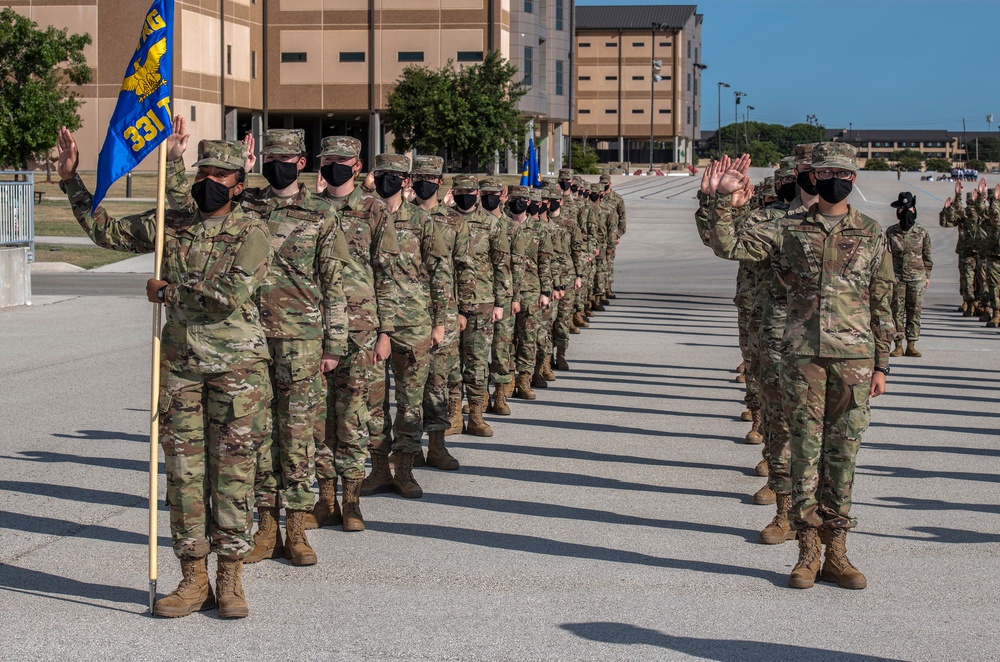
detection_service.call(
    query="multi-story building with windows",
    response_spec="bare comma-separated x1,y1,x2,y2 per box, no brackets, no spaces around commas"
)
828,129,999,169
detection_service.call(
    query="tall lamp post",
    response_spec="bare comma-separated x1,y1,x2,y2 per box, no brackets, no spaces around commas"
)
649,21,667,173
745,105,754,147
733,91,746,151
690,62,706,165
717,81,729,157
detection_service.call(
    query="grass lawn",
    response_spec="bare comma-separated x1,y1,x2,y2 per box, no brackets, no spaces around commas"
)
33,243,132,270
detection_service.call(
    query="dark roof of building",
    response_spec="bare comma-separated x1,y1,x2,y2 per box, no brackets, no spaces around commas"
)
576,5,699,31
826,128,996,142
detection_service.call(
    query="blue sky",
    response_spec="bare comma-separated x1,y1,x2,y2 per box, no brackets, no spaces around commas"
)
576,0,1000,134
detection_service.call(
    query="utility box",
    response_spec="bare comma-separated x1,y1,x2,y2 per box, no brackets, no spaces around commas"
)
0,246,31,308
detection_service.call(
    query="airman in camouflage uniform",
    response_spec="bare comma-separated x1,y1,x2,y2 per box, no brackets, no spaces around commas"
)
58,129,270,619
532,181,565,387
482,176,518,415
310,136,399,529
511,186,554,400
550,174,586,370
600,173,626,298
707,144,895,591
886,192,932,356
570,176,596,329
939,185,979,314
981,187,1000,327
451,174,511,437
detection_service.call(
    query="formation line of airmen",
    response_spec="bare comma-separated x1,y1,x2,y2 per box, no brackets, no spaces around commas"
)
54,120,624,619
940,178,1000,327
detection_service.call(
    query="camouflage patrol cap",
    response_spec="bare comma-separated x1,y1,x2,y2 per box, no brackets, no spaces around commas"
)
558,168,575,181
761,176,777,198
793,143,819,166
508,185,531,198
319,136,362,158
599,174,612,184
452,174,479,191
192,139,248,170
479,176,504,192
412,155,444,176
776,156,797,179
811,142,858,172
541,180,561,199
527,188,543,202
262,129,305,156
373,153,410,174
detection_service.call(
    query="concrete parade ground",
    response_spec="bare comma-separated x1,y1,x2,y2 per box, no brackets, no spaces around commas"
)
1,170,998,661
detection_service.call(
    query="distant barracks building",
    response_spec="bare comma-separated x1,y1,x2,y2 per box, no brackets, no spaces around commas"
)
9,1,702,173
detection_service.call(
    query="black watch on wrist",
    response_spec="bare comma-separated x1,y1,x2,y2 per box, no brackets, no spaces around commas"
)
157,285,167,302
874,366,890,376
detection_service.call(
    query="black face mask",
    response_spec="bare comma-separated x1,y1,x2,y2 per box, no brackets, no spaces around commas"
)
797,170,818,196
570,185,579,193
454,193,478,211
262,160,299,190
589,193,600,202
559,181,572,191
508,198,528,215
373,172,404,199
191,177,234,214
412,179,439,201
548,200,561,213
321,162,356,187
778,182,797,203
528,202,542,215
481,193,501,211
604,184,611,191
897,208,917,230
816,178,853,204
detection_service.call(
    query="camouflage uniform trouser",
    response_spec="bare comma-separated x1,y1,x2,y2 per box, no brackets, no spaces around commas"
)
514,302,542,373
536,294,559,361
490,305,516,385
314,333,376,482
892,279,926,342
985,256,1000,312
367,360,392,453
606,245,616,291
736,304,761,411
784,356,873,531
424,323,460,432
575,260,592,313
160,361,272,561
959,253,977,302
975,252,989,306
384,326,432,454
461,303,496,400
592,249,608,299
757,326,791,494
553,288,576,350
254,338,322,511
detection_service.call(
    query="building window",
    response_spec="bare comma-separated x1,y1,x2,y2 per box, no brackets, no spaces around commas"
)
340,52,366,62
605,75,617,81
523,46,533,86
579,42,591,48
632,109,644,114
281,52,307,63
606,42,618,47
605,109,617,114
579,109,591,114
251,51,257,79
632,75,644,81
687,40,691,57
659,109,671,114
695,47,699,62
694,109,698,126
687,106,691,124
555,60,564,95
633,42,645,47
524,0,532,12
190,105,197,122
694,77,698,96
556,0,564,30
226,45,232,74
398,51,425,62
457,51,483,62
660,41,671,47
686,73,691,91
578,75,591,81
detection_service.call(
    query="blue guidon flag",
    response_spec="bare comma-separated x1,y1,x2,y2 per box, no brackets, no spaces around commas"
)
92,0,175,213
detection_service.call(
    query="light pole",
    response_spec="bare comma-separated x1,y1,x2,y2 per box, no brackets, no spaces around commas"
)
734,91,746,151
988,114,994,166
745,105,754,147
717,82,729,157
649,21,667,173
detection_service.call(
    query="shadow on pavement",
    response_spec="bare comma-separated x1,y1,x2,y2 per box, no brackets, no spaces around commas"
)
860,526,1000,544
3,450,163,474
498,417,738,444
859,496,1000,515
0,565,146,614
559,622,906,661
0,481,147,509
51,429,149,443
864,441,1000,458
0,510,170,547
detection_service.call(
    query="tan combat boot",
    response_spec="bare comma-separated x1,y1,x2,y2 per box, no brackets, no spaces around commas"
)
591,296,606,312
754,458,769,477
445,397,464,435
963,301,975,317
979,306,992,322
304,477,341,530
216,557,249,618
244,507,283,564
540,354,557,381
504,371,517,397
989,311,1000,328
426,429,461,469
575,312,590,328
760,492,797,545
788,526,822,588
361,451,393,496
392,451,424,498
569,318,580,334
465,397,494,438
957,301,968,313
740,409,753,422
340,477,365,532
821,528,868,589
736,361,746,374
283,510,318,566
904,341,922,357
152,557,216,618
744,409,764,445
514,371,536,400
606,289,616,299
492,385,511,416
889,341,904,357
554,347,569,371
753,482,775,505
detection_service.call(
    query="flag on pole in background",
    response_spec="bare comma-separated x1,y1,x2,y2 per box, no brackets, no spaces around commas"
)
92,0,175,213
519,134,542,188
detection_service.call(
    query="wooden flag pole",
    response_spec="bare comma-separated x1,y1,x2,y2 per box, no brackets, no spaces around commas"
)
148,142,168,613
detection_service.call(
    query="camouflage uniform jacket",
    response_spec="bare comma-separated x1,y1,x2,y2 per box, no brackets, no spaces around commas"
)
530,217,559,290
560,197,590,274
601,197,621,248
240,184,350,356
886,223,933,281
939,198,979,255
388,200,451,330
321,185,400,339
695,190,714,247
62,174,271,374
459,206,512,307
606,188,627,236
972,197,990,256
982,200,1000,258
428,203,476,322
551,209,585,282
511,218,553,304
710,197,895,368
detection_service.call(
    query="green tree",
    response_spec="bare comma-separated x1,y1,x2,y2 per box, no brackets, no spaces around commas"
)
563,140,599,175
864,158,891,171
966,159,987,172
967,136,998,162
0,8,91,169
924,157,952,172
747,140,782,168
385,51,526,171
703,121,825,162
893,149,924,172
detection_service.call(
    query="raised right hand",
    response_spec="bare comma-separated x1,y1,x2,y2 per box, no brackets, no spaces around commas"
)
945,196,952,208
166,115,190,162
56,126,79,181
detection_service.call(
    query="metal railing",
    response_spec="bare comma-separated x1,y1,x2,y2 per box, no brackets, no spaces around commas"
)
0,171,35,262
